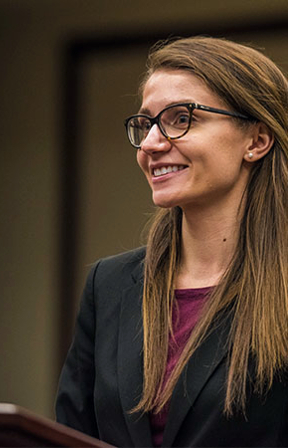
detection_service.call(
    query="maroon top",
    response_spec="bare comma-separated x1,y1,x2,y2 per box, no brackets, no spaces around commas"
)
149,287,212,447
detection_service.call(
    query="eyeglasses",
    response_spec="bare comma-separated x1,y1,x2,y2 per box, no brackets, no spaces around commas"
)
124,102,250,148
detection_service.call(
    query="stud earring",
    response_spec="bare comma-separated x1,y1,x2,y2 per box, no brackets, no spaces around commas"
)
248,152,254,159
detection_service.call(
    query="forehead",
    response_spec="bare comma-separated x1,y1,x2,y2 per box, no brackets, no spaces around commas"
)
141,69,223,113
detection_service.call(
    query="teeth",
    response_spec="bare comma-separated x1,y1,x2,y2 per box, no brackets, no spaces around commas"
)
153,165,185,177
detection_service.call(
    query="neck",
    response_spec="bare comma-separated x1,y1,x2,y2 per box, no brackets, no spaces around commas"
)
176,202,242,289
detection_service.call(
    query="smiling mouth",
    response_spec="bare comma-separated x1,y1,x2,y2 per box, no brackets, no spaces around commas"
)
153,165,187,177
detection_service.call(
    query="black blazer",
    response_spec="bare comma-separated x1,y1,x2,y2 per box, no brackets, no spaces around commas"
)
56,247,288,447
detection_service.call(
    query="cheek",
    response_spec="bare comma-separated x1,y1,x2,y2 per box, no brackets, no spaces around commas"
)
137,150,148,173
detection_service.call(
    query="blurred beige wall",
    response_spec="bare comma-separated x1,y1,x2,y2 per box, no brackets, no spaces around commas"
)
1,0,288,419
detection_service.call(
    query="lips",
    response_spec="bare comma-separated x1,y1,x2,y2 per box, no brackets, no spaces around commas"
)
152,165,187,177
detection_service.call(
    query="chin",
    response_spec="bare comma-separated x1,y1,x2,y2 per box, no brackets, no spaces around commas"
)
152,194,179,209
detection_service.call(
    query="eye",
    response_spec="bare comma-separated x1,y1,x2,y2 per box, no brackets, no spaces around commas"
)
175,113,190,125
138,116,152,133
162,106,190,129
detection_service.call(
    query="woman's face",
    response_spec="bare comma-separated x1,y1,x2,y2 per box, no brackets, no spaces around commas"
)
137,69,253,212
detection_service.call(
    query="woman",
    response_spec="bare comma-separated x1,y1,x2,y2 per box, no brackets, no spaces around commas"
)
56,36,288,447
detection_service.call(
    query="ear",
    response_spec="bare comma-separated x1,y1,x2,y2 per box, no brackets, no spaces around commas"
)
243,122,274,163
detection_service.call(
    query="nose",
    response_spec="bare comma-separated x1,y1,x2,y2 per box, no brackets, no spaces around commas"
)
140,124,171,154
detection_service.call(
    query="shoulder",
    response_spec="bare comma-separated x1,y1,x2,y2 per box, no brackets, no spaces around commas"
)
78,246,145,323
88,246,146,291
95,246,146,271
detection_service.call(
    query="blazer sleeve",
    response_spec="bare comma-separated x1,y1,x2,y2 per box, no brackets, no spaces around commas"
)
55,262,99,439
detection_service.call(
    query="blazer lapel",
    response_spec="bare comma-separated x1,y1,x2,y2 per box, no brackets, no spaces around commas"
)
163,312,231,447
117,265,153,447
118,256,231,447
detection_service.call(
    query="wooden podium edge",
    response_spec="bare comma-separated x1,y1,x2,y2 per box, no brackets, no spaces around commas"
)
0,403,114,447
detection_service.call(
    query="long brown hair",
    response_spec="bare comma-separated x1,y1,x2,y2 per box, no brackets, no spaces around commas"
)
133,36,288,416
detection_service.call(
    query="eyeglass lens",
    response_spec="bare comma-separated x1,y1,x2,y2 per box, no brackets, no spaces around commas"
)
128,104,191,147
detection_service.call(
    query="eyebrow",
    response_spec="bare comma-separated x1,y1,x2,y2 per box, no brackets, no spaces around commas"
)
138,99,194,116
